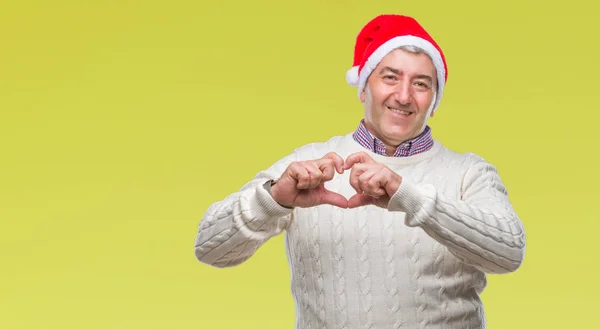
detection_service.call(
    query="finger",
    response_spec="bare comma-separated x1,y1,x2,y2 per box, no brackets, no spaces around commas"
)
318,153,344,177
347,193,374,208
290,163,312,189
368,170,393,196
319,190,349,208
358,168,386,198
357,168,377,194
343,152,376,170
304,162,324,189
290,162,311,190
321,152,345,174
348,163,368,194
318,159,335,181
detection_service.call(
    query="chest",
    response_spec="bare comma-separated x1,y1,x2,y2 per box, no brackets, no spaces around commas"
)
284,164,465,271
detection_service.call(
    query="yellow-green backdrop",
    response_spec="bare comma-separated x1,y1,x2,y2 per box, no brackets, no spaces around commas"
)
1,1,598,328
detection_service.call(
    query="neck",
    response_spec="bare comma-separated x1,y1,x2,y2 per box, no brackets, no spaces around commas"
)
347,133,442,166
353,119,434,158
364,122,424,150
385,144,399,156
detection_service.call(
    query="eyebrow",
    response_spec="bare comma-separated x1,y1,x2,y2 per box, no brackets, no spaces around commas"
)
379,66,433,84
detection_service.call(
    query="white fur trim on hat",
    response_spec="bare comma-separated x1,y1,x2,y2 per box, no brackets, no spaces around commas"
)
356,35,446,112
346,66,359,86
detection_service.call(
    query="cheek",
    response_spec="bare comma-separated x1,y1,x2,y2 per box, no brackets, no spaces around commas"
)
416,94,434,111
364,106,372,121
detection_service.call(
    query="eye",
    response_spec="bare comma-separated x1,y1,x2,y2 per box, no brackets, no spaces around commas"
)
413,81,430,90
383,75,398,81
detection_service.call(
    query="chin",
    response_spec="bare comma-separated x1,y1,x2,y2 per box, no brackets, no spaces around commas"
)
384,132,411,144
384,125,410,138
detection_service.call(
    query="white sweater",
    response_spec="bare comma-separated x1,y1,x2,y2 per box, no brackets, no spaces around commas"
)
194,132,526,329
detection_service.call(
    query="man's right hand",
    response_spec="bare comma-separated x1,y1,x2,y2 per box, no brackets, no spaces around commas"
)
270,152,348,208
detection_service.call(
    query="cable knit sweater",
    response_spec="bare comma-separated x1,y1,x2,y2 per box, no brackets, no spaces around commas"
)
194,132,526,329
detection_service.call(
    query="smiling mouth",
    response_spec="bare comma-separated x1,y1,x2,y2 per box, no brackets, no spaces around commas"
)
386,106,413,116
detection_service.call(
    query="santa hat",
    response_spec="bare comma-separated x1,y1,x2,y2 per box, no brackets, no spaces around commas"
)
346,14,448,112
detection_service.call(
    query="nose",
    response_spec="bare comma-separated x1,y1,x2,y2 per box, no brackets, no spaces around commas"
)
392,80,413,106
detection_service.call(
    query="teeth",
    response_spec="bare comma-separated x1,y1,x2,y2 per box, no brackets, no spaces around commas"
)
388,107,411,115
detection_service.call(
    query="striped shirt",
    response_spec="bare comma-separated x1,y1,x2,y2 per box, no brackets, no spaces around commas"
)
352,119,434,157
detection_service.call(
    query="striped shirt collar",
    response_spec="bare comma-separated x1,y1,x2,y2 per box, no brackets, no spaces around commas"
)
352,119,434,157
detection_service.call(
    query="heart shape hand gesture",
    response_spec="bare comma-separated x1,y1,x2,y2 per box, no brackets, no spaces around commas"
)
270,151,402,209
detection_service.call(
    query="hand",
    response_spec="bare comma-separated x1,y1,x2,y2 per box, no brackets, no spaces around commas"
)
343,152,403,209
270,152,348,208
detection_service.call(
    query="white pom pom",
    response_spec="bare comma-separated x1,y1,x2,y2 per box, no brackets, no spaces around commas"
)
345,66,359,86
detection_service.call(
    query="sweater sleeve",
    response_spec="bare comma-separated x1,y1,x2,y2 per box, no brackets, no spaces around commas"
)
387,155,526,274
193,151,298,268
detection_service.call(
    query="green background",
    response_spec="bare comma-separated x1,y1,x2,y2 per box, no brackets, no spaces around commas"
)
1,1,598,328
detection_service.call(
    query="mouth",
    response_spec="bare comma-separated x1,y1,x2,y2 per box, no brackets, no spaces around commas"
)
386,105,413,117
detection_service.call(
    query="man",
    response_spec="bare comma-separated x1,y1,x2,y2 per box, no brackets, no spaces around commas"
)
194,14,526,329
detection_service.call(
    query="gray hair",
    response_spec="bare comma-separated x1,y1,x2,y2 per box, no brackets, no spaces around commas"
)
398,45,427,53
362,44,437,94
397,45,437,90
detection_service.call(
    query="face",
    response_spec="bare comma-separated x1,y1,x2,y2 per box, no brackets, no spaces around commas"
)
360,48,437,149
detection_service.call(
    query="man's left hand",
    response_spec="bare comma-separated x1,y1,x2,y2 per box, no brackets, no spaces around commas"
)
343,152,403,209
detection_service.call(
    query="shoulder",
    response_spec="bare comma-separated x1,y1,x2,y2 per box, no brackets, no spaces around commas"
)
290,133,353,160
261,133,351,173
432,140,493,169
429,143,507,193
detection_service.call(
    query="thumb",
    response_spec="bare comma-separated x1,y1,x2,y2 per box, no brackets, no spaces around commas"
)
319,190,349,208
347,193,374,208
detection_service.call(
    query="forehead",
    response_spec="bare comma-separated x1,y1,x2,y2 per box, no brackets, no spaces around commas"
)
377,48,436,75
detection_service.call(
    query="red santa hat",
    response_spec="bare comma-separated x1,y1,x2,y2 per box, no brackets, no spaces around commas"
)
346,14,448,112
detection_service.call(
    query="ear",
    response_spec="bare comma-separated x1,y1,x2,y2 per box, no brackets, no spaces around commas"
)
430,110,435,118
360,89,365,103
